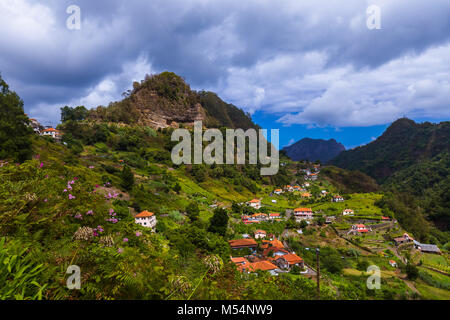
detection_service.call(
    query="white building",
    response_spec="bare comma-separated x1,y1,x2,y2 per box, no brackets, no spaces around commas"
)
254,230,267,239
135,210,157,229
293,208,313,220
248,199,262,209
41,128,62,140
342,209,354,216
332,195,344,202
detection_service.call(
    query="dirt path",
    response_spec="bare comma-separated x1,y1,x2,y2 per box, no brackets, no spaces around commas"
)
403,279,419,294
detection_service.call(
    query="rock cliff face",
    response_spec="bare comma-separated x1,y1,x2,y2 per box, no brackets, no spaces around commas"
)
88,72,257,130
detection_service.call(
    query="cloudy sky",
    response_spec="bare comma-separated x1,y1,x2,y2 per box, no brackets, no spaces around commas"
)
1,0,449,148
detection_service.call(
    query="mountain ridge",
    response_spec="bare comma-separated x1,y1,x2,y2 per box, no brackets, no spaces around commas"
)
283,137,345,163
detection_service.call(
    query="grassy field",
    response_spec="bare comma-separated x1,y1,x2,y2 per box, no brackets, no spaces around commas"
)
415,281,450,300
311,193,383,217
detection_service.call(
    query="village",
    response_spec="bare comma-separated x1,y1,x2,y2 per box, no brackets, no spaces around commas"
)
226,165,444,279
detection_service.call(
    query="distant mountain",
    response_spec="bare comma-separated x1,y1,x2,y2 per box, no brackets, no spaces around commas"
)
87,72,258,130
330,118,450,235
330,118,450,183
282,138,345,163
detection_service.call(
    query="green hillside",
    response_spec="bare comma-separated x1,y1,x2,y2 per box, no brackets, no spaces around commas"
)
0,75,449,300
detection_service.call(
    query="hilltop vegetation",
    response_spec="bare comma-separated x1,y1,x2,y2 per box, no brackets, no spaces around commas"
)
87,72,258,130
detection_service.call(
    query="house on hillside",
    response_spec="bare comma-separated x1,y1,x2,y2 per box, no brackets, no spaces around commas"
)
332,195,344,202
231,257,249,270
261,237,285,251
135,210,157,229
393,233,414,246
274,188,283,195
285,185,293,192
246,261,280,276
293,208,313,220
248,199,262,209
381,216,390,221
41,128,62,141
348,224,370,235
263,246,289,257
342,209,354,216
252,213,269,222
254,229,267,239
268,213,282,221
274,253,304,270
308,173,318,181
413,241,441,254
229,239,258,250
28,118,43,134
303,183,310,188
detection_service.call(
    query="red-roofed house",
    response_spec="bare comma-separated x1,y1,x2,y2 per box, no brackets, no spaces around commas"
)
41,128,62,140
275,253,304,270
245,261,279,275
274,188,283,195
248,199,262,209
268,213,281,220
294,208,313,220
393,233,414,245
349,224,370,234
342,209,354,216
229,239,258,250
135,210,157,229
254,229,267,239
231,257,249,266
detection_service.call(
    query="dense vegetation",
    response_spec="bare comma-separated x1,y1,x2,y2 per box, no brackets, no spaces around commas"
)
0,75,33,163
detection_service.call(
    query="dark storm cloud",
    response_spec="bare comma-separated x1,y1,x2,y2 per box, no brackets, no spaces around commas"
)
0,0,449,125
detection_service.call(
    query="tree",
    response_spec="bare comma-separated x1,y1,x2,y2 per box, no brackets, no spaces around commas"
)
60,105,88,122
231,201,242,214
173,182,182,194
0,75,33,162
186,202,200,222
405,263,419,280
120,166,134,191
316,217,326,226
208,208,229,236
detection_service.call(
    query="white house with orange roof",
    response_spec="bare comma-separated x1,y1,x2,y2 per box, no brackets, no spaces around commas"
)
135,210,157,229
248,199,262,209
293,208,313,220
348,224,371,235
254,229,267,239
342,209,354,216
268,213,281,221
41,128,62,140
273,188,283,195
